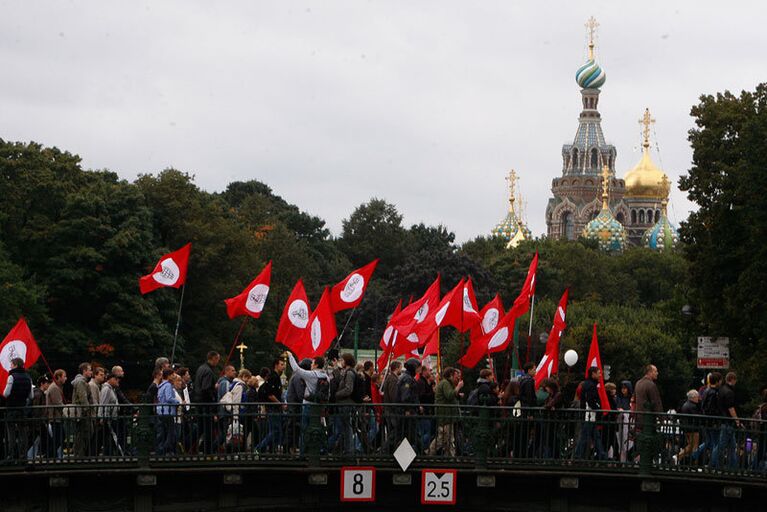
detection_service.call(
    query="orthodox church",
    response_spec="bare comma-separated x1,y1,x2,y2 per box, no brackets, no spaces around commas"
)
493,17,677,252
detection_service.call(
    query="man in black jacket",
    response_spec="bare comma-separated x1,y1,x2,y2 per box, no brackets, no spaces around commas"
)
396,358,421,447
2,357,33,459
193,351,220,453
711,372,739,469
574,366,607,460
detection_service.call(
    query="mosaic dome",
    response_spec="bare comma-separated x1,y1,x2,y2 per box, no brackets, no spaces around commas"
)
493,212,532,249
583,208,627,252
643,215,678,251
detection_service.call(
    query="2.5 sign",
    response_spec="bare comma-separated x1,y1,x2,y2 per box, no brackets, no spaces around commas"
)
421,469,457,505
340,467,376,502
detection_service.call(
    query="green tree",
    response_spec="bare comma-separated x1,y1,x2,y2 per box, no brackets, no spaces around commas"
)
679,84,767,390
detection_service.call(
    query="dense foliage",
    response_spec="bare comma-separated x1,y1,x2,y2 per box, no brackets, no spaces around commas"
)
679,83,767,397
3,78,764,408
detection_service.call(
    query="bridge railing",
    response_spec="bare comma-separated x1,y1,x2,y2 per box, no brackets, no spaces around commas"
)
1,402,765,480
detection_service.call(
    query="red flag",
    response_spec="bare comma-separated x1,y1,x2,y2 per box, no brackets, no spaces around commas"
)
299,288,338,358
433,278,465,331
459,306,516,368
390,275,441,345
421,332,439,360
535,289,569,388
330,259,379,313
471,294,504,340
379,300,403,350
139,243,191,295
224,261,272,319
507,252,538,318
460,278,482,332
276,279,311,354
0,318,42,391
586,323,611,411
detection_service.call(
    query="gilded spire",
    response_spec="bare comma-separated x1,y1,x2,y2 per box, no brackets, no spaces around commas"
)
505,169,517,214
659,175,671,214
585,16,599,60
601,164,610,210
640,107,656,150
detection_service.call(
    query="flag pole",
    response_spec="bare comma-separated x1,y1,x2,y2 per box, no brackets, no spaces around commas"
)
436,329,442,378
222,317,250,373
334,305,359,349
38,350,55,378
379,341,395,393
170,284,186,365
525,295,535,364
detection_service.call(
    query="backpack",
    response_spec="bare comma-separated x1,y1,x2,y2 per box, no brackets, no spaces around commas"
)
328,370,340,403
702,388,720,416
351,371,367,404
309,374,330,404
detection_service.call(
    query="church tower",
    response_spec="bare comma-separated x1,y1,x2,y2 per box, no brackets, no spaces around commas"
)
546,17,628,240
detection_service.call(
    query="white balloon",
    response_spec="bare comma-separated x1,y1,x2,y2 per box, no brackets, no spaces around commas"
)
564,349,578,367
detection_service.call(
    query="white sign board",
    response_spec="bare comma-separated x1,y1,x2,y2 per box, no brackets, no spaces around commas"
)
697,337,730,369
340,467,376,502
421,469,457,505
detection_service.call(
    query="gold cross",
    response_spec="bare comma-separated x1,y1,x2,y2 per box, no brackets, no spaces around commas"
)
585,17,599,59
640,108,655,149
505,169,517,212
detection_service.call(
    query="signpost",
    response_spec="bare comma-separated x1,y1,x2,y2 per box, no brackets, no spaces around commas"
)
697,337,729,369
421,469,457,505
340,467,376,502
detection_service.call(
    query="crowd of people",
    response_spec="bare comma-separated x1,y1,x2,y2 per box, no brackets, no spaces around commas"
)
1,352,766,472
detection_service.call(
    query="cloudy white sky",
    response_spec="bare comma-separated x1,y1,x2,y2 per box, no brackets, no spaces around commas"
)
1,1,764,241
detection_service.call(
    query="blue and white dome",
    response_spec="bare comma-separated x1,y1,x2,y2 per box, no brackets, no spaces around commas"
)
575,59,606,89
643,215,678,251
583,208,627,252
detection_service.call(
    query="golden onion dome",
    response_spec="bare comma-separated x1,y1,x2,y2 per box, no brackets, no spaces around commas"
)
624,108,668,199
624,148,667,198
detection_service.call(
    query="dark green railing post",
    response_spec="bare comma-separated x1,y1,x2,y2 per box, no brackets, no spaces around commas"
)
135,404,153,466
637,404,656,475
305,403,323,467
475,401,490,470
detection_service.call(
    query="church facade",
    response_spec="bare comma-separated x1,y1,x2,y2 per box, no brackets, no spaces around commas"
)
544,18,672,248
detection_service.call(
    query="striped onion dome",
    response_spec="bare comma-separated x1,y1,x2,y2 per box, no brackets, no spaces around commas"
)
643,214,678,251
575,59,606,89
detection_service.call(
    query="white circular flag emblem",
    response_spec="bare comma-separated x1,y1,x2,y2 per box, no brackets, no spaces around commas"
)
310,317,322,350
462,288,476,313
245,284,269,313
406,333,419,343
414,303,429,323
382,326,394,347
435,302,449,326
482,308,500,333
288,299,309,328
487,327,509,350
340,273,365,303
152,258,180,286
0,340,27,372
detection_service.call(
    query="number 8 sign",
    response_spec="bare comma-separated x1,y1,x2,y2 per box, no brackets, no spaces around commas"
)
340,467,376,502
421,469,457,505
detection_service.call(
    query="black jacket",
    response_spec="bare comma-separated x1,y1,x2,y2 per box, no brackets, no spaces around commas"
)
193,362,217,403
5,368,32,407
580,377,601,410
518,375,536,408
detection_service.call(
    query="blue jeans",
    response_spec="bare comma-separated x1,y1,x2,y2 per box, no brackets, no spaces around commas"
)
418,417,434,451
574,421,606,460
692,426,718,462
711,423,737,469
157,416,176,455
327,406,354,455
256,411,283,452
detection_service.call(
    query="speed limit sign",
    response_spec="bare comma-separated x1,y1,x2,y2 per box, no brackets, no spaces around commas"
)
421,469,457,505
340,466,376,502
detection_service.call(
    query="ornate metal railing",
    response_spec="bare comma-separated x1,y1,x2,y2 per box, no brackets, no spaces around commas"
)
1,402,765,481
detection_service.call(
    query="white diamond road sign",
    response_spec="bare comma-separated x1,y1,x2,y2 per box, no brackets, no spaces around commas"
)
393,438,416,472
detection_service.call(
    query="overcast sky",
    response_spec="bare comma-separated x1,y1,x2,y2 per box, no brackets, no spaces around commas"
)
1,1,764,241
